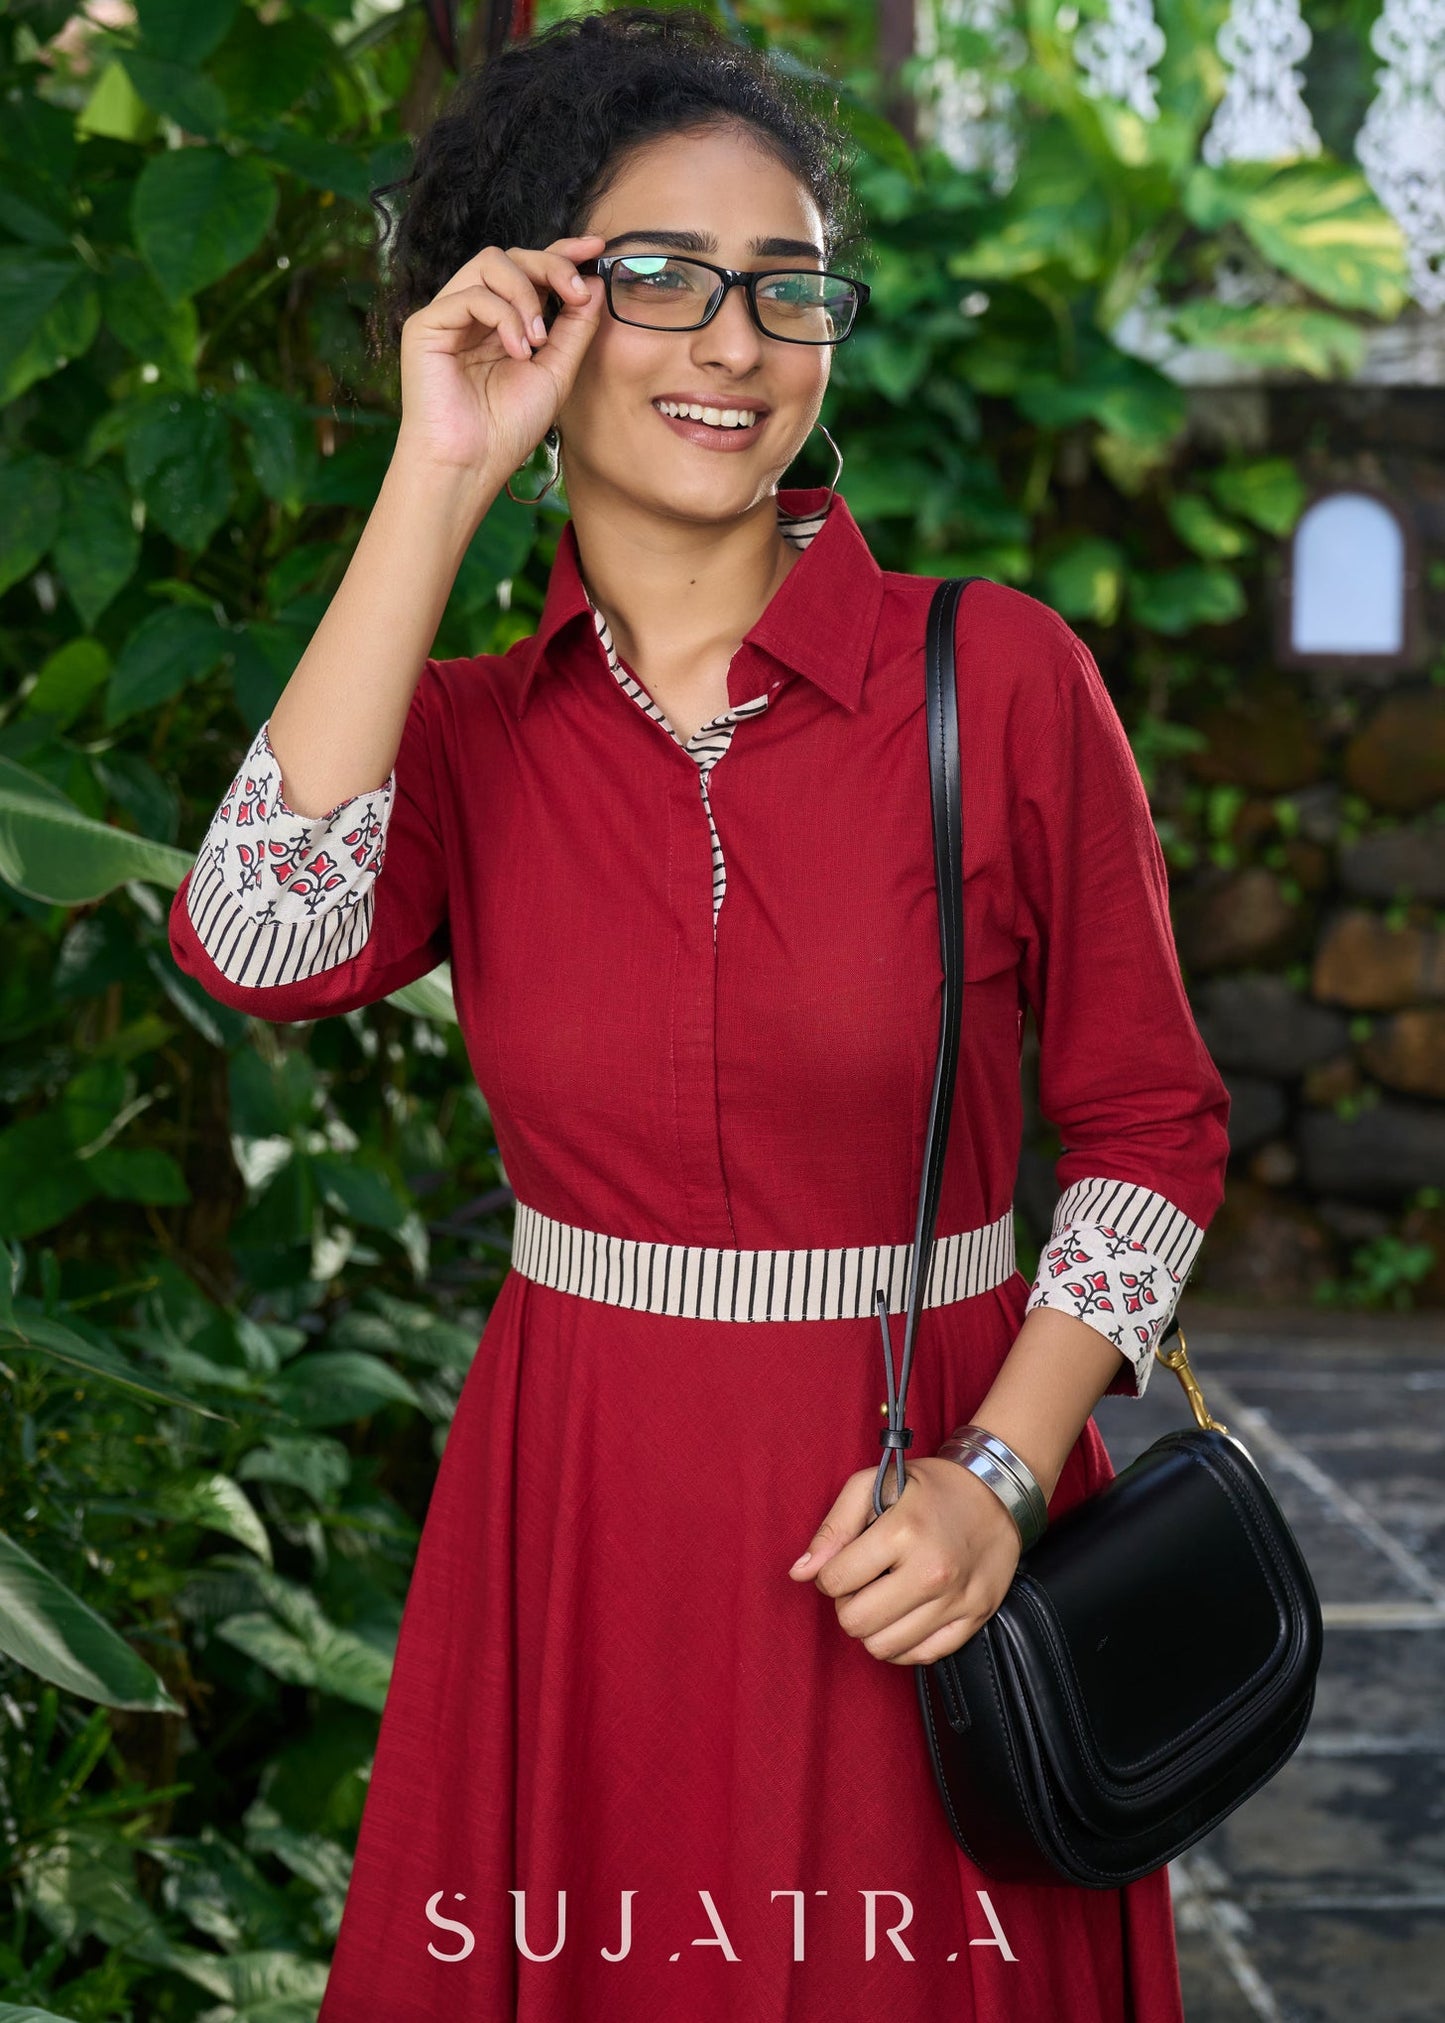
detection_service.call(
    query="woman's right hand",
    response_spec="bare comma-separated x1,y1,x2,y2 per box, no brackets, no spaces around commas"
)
395,232,608,483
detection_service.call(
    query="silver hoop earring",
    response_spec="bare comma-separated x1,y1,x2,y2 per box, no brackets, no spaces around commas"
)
506,426,561,505
779,419,843,507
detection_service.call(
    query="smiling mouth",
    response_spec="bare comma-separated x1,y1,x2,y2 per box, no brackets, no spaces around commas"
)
651,398,765,431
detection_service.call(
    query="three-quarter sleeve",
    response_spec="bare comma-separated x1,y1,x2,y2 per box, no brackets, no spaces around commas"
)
168,664,450,1023
1009,623,1231,1398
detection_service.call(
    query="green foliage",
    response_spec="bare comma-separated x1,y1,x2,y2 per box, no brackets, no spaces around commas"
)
0,0,1424,2012
1313,1233,1439,1312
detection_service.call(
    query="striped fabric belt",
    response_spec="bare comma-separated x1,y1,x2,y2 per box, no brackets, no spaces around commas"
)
509,1201,1017,1322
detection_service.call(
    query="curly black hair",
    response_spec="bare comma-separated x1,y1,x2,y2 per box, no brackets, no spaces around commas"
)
364,4,865,367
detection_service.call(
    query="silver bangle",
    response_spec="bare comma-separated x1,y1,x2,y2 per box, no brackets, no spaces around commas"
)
936,1424,1049,1551
941,1425,1049,1535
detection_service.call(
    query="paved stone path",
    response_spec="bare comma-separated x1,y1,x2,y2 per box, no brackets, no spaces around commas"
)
1092,1308,1445,2023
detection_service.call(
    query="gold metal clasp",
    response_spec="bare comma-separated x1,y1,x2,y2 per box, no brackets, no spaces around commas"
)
1155,1326,1228,1435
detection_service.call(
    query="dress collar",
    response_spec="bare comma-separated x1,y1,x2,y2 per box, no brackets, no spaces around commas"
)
513,485,885,719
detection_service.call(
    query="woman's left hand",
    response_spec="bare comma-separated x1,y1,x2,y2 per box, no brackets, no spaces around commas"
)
786,1457,1024,1665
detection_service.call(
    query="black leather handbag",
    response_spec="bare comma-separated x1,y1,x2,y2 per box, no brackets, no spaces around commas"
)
868,575,1325,1890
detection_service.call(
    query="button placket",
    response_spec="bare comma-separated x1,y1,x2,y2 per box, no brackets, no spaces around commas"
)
579,508,825,1243
580,507,822,936
586,601,771,935
663,768,737,1245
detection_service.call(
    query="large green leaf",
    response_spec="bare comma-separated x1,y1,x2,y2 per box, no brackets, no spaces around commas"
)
229,1044,321,1139
0,159,71,248
1208,457,1308,536
227,382,313,509
92,748,180,846
0,756,194,903
310,1154,409,1233
237,1434,351,1508
0,1113,96,1238
118,53,228,140
271,1351,422,1428
1172,298,1365,378
105,605,231,727
101,253,201,375
217,1611,392,1711
0,1303,229,1418
0,1062,196,1240
331,1290,477,1374
135,0,240,65
0,452,63,596
88,1143,191,1206
386,966,458,1023
131,147,277,302
16,1825,197,1967
0,90,78,187
1011,348,1186,447
0,1531,181,1712
1185,163,1409,316
162,1949,331,2014
76,57,160,146
951,204,1104,282
216,1570,393,1710
0,254,100,402
153,1471,272,1563
247,124,376,206
120,393,235,552
1037,537,1126,623
0,2006,88,2023
61,1055,126,1149
53,466,141,628
1129,564,1247,634
19,639,110,730
1166,492,1253,560
229,617,301,729
208,7,340,126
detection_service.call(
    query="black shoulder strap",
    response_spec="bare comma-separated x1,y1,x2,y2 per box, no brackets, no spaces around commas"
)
872,577,980,1519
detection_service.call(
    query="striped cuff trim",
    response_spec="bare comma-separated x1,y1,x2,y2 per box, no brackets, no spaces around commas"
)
184,844,378,989
1050,1176,1204,1278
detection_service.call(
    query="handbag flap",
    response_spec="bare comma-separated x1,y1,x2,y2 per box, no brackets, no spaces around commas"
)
989,1430,1320,1822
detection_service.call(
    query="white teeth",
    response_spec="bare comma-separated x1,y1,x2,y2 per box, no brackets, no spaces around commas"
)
654,400,760,429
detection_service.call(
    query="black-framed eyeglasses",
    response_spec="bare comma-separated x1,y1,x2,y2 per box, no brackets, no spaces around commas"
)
577,253,870,346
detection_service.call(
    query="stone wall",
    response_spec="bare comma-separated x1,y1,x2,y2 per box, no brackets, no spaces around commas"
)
1017,383,1445,1313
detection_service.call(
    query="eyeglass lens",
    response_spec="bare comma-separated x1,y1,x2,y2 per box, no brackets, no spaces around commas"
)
610,257,859,342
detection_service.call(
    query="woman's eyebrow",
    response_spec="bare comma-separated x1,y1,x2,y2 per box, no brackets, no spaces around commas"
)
600,228,824,260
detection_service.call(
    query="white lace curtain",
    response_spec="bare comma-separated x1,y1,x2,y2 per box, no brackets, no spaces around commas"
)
914,0,1445,312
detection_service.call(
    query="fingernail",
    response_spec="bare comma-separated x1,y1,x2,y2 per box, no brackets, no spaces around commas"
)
789,1552,812,1573
571,275,588,296
531,315,547,341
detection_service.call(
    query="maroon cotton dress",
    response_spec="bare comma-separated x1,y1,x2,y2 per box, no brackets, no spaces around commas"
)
168,484,1230,2021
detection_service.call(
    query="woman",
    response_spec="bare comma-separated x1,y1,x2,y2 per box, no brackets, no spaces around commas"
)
168,9,1229,2019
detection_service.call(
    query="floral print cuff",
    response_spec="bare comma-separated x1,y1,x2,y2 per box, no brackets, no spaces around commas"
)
1023,1178,1205,1398
183,720,396,988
